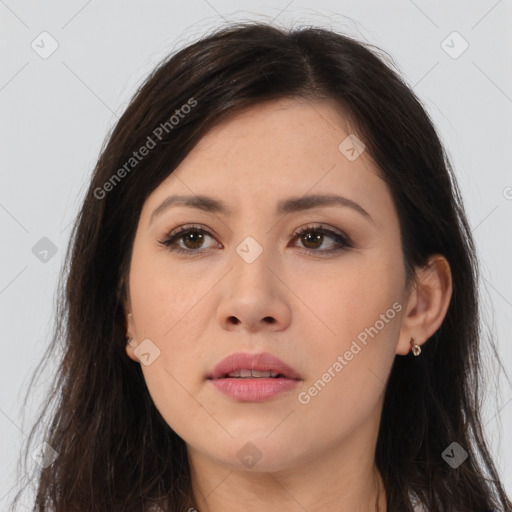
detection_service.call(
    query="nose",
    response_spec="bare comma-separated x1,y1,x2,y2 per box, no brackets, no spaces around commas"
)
216,243,292,333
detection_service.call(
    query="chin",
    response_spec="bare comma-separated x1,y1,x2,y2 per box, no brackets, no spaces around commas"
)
203,437,303,473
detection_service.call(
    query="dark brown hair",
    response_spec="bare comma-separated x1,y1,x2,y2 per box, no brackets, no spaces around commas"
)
12,21,511,512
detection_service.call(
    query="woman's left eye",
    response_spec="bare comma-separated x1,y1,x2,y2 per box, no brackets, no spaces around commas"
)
291,224,353,254
158,223,353,256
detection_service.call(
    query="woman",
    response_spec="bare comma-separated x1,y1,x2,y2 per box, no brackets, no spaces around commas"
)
13,21,511,512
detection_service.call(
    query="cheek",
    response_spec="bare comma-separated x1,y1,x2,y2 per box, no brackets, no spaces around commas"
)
128,245,212,413
292,249,404,349
130,257,213,441
129,241,209,339
140,362,222,451
291,252,403,426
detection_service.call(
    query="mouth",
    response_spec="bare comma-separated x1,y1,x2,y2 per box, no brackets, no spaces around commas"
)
220,369,287,379
207,352,302,402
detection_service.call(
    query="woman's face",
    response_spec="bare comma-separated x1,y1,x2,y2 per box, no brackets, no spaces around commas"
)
125,97,411,473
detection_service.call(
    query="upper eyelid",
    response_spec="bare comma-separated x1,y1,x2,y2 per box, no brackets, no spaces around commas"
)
164,223,347,238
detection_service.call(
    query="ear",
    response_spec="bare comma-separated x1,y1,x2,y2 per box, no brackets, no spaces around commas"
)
123,297,139,362
396,254,452,355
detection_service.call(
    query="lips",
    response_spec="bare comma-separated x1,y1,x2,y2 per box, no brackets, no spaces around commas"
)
207,352,302,381
207,352,302,402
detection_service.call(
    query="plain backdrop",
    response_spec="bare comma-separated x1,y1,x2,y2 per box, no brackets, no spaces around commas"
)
1,0,511,508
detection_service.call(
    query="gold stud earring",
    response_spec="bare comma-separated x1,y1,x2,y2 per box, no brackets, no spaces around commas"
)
410,337,421,356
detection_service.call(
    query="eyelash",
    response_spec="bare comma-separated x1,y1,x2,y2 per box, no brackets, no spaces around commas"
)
158,223,354,258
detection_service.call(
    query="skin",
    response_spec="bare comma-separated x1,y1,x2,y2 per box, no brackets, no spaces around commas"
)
124,97,452,512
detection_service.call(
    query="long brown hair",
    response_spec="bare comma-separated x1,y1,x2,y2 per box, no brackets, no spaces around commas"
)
12,21,512,512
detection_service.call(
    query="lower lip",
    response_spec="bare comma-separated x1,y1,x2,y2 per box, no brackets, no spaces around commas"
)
209,377,300,402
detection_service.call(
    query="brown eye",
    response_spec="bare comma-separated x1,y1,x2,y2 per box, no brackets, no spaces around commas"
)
158,225,219,255
179,230,206,250
292,224,353,254
300,230,324,250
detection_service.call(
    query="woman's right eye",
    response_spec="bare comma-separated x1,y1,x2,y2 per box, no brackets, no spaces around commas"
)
158,225,219,255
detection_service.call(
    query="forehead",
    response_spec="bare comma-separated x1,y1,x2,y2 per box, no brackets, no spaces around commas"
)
142,98,394,226
190,97,356,167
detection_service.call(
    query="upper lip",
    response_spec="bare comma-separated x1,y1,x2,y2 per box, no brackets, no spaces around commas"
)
207,352,302,380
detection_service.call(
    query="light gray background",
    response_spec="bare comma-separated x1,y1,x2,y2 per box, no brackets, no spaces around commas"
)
1,0,511,508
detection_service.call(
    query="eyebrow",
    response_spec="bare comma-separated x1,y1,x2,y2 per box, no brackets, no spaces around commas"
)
149,193,374,225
